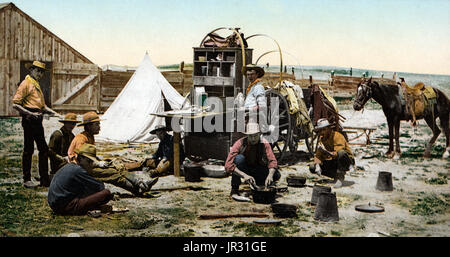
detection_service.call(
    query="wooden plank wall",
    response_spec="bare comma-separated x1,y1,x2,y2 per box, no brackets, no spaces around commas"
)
0,4,97,116
331,75,396,97
52,62,99,106
99,69,193,112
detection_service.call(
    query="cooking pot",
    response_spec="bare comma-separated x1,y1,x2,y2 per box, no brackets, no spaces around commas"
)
252,186,276,204
184,163,202,182
286,175,306,187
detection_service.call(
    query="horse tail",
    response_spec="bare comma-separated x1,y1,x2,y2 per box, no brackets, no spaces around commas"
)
433,87,450,120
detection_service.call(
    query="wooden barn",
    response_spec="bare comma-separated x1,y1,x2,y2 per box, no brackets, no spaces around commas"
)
0,2,100,116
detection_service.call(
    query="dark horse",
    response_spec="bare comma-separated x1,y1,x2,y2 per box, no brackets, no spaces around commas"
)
353,78,450,158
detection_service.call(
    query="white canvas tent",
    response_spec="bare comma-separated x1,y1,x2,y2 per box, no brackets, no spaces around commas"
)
98,53,185,143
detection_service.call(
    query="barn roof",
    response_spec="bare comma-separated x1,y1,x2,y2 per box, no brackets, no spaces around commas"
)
0,2,94,64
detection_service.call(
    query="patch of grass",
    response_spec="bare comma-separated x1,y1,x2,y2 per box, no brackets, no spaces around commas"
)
331,230,341,236
0,157,22,173
409,194,449,216
232,223,288,237
425,177,447,185
0,186,131,236
0,118,21,137
313,231,328,237
126,215,158,230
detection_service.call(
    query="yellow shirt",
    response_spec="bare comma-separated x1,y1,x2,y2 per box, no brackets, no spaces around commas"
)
12,75,46,110
67,131,95,162
315,131,353,161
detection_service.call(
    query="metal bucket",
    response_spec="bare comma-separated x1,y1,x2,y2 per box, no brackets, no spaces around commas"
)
376,171,393,191
310,185,332,205
313,192,339,222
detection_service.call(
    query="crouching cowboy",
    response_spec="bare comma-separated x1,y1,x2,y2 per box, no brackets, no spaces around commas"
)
310,118,355,188
48,144,113,215
225,123,280,197
142,125,185,178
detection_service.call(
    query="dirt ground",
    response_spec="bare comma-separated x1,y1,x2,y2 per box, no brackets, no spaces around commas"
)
0,103,448,237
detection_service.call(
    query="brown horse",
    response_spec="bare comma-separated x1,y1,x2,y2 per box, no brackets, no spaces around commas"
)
353,78,450,158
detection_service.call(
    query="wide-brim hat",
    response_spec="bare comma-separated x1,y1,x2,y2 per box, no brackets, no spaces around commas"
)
25,61,47,71
244,122,261,135
74,143,100,162
150,125,167,134
245,64,265,78
77,111,102,126
314,118,332,131
58,113,80,123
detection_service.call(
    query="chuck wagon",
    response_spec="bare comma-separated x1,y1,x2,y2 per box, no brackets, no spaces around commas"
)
178,28,319,163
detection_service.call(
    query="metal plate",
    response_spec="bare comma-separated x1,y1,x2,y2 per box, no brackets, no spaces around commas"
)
355,204,385,213
232,195,251,202
202,165,227,178
253,219,282,225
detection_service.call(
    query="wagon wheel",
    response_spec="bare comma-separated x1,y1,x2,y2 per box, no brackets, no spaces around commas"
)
289,123,317,156
305,131,319,156
263,89,292,162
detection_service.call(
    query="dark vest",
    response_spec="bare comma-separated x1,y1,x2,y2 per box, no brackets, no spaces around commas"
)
238,137,269,167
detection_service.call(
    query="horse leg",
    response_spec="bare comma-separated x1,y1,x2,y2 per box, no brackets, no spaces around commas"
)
423,115,441,158
439,111,450,158
386,120,395,158
394,120,402,156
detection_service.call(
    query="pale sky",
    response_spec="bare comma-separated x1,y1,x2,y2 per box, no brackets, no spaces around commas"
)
11,0,450,75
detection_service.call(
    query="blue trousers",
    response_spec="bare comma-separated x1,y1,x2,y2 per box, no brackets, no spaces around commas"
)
231,154,280,190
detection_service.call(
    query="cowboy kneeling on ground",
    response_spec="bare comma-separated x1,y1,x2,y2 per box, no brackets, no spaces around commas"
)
224,122,280,197
310,118,355,188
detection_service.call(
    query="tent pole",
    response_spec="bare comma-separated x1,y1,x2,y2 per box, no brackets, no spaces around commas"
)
173,132,181,177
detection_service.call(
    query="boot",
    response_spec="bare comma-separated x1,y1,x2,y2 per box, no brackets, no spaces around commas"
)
118,179,141,196
333,170,345,188
120,175,146,196
138,178,159,193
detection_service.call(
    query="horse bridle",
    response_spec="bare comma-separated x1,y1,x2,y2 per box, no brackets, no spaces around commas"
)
354,82,372,108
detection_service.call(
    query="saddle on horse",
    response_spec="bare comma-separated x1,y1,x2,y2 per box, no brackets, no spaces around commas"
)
399,81,437,126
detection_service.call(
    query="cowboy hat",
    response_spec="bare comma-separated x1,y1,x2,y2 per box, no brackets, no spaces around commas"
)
244,122,261,135
314,118,332,131
74,144,100,162
150,125,167,134
58,113,80,123
77,111,102,126
25,61,47,71
245,64,265,78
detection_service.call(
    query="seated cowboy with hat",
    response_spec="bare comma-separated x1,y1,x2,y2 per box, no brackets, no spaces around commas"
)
225,123,280,197
48,113,80,176
48,144,113,216
142,125,185,178
12,61,60,188
68,111,158,196
310,118,355,188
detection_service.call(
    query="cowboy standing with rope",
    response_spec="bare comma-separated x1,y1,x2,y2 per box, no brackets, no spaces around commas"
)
12,61,60,188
